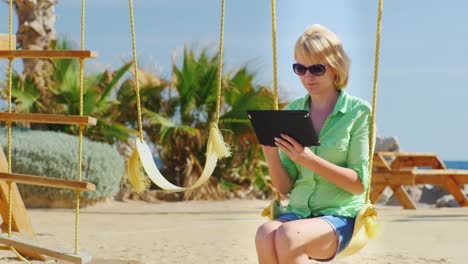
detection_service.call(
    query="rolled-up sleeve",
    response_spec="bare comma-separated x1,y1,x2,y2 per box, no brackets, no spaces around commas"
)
347,106,373,192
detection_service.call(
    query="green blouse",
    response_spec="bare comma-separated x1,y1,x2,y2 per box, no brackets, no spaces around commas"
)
280,90,372,218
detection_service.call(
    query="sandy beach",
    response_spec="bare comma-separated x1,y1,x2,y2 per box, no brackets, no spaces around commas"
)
0,199,467,264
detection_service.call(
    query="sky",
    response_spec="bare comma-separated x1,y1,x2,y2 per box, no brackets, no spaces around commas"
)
1,0,467,161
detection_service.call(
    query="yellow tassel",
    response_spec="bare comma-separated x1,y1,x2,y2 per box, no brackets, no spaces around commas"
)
127,147,150,193
363,206,381,239
364,215,381,239
260,199,284,220
209,122,231,158
271,199,284,220
261,206,271,219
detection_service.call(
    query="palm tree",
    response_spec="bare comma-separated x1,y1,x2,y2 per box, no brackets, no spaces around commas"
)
219,68,286,197
50,40,135,144
113,66,170,136
140,47,282,199
13,0,58,107
2,38,135,144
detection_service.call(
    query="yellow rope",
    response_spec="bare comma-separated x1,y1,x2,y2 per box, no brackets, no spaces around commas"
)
8,182,12,236
8,0,12,50
271,0,279,111
7,61,12,239
80,0,85,52
75,124,83,255
74,188,81,254
128,0,227,133
7,0,13,236
256,0,284,218
7,1,30,262
269,0,282,204
74,0,86,255
7,61,13,238
10,247,31,264
366,0,383,203
128,0,144,140
126,0,230,193
214,0,225,123
336,0,384,257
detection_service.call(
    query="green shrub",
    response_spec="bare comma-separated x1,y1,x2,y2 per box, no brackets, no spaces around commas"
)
0,127,124,203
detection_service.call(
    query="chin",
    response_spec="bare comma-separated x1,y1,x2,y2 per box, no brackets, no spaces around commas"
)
306,86,322,95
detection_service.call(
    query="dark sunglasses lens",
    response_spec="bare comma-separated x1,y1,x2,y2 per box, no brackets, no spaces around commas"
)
310,64,326,76
293,64,306,75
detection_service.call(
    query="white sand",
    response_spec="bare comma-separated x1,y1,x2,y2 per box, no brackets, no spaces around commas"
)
0,199,467,263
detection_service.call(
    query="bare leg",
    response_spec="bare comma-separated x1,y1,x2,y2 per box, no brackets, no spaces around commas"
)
275,218,338,264
255,219,287,264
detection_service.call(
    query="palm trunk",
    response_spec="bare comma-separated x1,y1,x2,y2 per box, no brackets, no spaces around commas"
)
14,0,57,109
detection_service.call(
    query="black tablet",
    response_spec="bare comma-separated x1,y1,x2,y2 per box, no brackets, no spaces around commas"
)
247,110,320,147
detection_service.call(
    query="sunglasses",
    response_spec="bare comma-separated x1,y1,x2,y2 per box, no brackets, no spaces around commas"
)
292,63,328,76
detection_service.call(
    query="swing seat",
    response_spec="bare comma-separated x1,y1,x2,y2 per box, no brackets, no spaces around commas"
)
337,203,380,258
128,123,230,193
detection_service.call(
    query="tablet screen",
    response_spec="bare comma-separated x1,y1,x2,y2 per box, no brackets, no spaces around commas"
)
247,110,320,147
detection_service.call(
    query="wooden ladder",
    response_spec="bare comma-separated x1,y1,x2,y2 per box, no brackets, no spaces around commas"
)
0,33,97,263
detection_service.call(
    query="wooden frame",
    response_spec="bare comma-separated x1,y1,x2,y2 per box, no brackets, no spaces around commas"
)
0,234,91,264
1,27,96,262
0,173,95,191
0,113,97,126
0,34,16,50
0,50,98,59
0,138,95,263
0,147,45,260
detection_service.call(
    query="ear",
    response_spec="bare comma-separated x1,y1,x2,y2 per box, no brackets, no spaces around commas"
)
334,75,339,88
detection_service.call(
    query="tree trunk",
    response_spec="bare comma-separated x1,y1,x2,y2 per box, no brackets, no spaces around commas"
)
14,0,57,109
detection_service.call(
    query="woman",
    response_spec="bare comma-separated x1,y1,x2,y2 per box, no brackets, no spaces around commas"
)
255,24,372,263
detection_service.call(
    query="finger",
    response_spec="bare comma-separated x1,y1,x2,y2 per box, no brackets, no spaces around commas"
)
275,137,294,152
280,134,303,149
275,140,292,155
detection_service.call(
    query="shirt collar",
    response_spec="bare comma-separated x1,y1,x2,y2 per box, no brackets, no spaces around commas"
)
301,90,348,115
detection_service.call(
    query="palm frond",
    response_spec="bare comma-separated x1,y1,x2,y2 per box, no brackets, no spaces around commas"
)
98,62,132,106
143,109,198,136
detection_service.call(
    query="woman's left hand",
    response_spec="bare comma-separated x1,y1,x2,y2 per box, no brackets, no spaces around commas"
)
274,133,315,166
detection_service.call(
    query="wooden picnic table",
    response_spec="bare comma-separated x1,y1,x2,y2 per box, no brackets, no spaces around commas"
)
370,152,468,209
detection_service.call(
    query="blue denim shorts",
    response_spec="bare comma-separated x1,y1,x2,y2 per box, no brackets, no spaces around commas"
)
276,213,355,262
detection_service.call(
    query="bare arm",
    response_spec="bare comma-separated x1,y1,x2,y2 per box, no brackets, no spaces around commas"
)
275,134,363,195
303,153,363,194
261,145,294,195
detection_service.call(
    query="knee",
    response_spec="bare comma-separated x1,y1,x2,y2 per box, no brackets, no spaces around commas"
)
255,224,272,244
255,222,277,247
274,224,295,252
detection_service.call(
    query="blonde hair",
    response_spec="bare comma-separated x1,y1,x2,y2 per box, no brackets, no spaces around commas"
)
294,24,351,89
